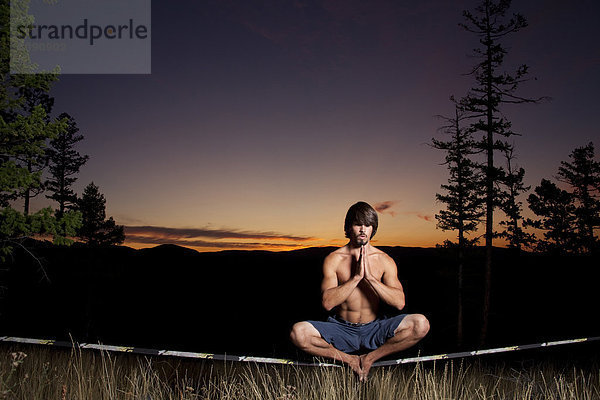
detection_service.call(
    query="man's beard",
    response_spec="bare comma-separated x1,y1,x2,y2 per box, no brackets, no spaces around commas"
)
356,237,368,246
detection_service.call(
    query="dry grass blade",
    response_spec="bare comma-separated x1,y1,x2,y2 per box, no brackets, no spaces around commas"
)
0,344,598,399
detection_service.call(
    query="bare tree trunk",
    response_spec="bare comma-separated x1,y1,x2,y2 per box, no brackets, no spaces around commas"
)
457,245,464,347
481,12,494,347
457,110,465,348
482,231,492,346
24,188,30,216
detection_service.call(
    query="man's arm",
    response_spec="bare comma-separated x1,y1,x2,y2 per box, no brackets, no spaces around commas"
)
363,248,405,310
321,254,362,311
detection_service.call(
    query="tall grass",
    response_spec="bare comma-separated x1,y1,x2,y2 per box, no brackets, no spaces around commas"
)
1,344,598,399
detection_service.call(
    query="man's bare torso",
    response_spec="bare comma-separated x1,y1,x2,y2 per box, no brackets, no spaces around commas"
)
328,245,387,324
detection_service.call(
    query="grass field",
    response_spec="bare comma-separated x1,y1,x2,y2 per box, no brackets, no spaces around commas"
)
1,344,599,399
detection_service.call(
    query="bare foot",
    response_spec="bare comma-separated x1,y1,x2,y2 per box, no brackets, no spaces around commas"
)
359,355,373,382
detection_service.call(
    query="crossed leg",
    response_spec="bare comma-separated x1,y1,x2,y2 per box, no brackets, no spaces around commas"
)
289,321,362,375
290,314,430,381
359,314,430,379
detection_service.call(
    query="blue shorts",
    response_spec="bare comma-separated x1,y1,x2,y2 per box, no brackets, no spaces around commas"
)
307,314,407,354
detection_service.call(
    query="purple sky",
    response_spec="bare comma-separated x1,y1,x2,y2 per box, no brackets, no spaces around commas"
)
35,0,600,251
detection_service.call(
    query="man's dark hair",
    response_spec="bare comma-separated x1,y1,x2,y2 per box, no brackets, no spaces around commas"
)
344,201,378,239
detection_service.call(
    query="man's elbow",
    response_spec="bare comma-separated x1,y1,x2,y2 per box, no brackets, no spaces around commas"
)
395,296,405,311
322,297,335,312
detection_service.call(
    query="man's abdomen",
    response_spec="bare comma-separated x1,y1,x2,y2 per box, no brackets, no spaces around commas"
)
337,289,379,324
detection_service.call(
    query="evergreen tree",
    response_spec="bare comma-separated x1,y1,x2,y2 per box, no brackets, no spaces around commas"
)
556,142,600,253
433,106,485,247
13,86,55,215
526,179,577,254
458,0,545,344
497,147,534,250
77,182,125,246
432,105,484,346
45,113,89,218
1,0,80,259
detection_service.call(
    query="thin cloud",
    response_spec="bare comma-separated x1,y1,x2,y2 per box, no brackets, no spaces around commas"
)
401,211,434,222
125,234,305,250
416,213,434,222
113,215,146,225
372,203,432,222
124,226,316,241
373,201,398,217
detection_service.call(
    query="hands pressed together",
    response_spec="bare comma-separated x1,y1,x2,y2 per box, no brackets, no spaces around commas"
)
354,245,375,283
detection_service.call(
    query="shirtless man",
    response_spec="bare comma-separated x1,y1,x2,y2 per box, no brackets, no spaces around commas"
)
290,201,430,380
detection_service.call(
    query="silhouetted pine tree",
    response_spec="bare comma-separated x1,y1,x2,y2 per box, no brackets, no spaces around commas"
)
526,179,577,254
432,105,484,346
77,182,125,246
497,147,534,250
458,0,545,345
45,113,89,218
556,142,600,253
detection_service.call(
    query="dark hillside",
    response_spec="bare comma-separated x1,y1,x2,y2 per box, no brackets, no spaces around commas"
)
2,242,599,358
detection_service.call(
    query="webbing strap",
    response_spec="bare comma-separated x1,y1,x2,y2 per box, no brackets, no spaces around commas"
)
1,335,598,367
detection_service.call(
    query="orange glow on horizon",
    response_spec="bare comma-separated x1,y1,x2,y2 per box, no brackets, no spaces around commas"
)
122,236,447,253
123,236,513,253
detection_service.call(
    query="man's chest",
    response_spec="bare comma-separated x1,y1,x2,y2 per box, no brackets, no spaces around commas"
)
336,259,384,283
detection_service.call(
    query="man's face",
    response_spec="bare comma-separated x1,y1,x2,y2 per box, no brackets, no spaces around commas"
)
350,224,373,246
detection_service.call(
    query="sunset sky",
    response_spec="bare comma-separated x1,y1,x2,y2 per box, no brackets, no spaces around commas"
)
29,0,600,252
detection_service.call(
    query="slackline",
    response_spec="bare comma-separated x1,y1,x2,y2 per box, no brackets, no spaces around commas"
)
1,335,599,368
